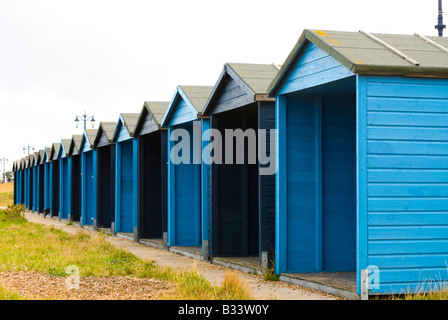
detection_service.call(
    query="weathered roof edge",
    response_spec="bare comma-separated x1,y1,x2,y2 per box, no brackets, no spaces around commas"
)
161,86,204,128
268,29,448,96
134,101,169,136
112,113,140,142
94,121,117,148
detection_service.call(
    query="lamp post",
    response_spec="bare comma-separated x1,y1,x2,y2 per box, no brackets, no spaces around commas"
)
23,145,34,156
74,111,96,130
436,0,446,37
0,158,8,183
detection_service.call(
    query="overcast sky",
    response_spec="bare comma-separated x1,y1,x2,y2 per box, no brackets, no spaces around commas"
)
0,0,440,172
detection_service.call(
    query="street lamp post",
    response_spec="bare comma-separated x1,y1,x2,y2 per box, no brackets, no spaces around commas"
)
0,158,8,183
23,145,35,156
74,111,96,130
436,0,446,37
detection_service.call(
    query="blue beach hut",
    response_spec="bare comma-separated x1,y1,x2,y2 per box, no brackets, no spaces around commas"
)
268,29,448,298
112,113,139,239
57,139,72,220
80,129,98,227
161,85,214,259
202,63,279,272
50,143,60,218
24,155,33,210
43,147,52,213
35,149,46,214
134,101,169,247
68,134,83,223
93,121,117,231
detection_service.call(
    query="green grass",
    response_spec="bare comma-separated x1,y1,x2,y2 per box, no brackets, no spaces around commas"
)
0,205,254,300
0,287,24,300
0,192,13,207
400,285,448,300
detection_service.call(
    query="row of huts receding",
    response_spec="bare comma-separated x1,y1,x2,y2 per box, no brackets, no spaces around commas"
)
13,29,448,299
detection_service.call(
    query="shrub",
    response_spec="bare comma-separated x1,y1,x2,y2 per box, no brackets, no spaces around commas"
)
1,204,26,223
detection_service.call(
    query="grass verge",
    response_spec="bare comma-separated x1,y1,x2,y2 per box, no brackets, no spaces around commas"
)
0,191,13,207
0,205,254,300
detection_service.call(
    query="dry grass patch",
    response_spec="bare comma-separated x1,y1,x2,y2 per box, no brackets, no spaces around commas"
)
0,206,255,300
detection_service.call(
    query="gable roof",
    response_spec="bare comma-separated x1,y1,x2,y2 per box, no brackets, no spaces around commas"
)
44,147,52,162
161,85,214,127
112,113,140,141
69,134,83,156
58,139,72,158
81,129,99,151
50,143,60,160
33,151,40,165
134,101,170,135
94,121,117,147
38,149,46,165
25,155,31,168
268,29,448,96
203,63,280,115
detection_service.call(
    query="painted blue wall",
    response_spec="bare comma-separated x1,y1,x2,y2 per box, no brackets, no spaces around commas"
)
16,170,21,204
116,139,134,233
33,166,38,212
358,75,448,294
59,157,71,220
275,38,448,296
81,150,96,225
167,121,201,246
277,41,353,96
113,121,138,235
167,98,197,127
201,118,211,256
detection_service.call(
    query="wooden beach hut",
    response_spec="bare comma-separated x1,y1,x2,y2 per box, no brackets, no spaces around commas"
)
268,29,448,298
68,134,83,223
57,139,72,220
134,101,169,248
112,113,139,239
80,129,98,227
93,121,117,231
202,63,279,272
161,85,213,259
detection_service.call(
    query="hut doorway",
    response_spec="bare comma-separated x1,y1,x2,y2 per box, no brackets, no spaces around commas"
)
211,104,260,269
283,78,357,278
97,145,115,230
138,130,164,244
51,161,59,217
71,155,81,222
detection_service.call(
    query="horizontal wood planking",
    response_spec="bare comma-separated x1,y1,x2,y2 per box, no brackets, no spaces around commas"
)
278,42,353,96
116,123,131,143
167,99,197,127
365,75,448,294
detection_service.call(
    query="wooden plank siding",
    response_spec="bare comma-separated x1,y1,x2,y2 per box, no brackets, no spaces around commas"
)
277,41,353,96
361,75,448,294
114,120,137,235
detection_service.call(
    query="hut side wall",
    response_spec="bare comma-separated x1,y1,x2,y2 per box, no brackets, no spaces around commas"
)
358,75,448,294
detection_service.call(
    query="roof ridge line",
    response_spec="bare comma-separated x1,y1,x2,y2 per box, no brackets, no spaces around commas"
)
359,30,420,66
414,33,448,54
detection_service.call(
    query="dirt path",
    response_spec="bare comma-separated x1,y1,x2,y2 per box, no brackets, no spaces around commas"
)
22,211,338,300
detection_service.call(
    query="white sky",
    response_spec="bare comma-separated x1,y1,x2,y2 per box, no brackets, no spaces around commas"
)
0,0,440,172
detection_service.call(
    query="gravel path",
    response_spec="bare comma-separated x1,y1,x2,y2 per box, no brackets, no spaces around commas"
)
8,211,338,300
0,271,174,300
